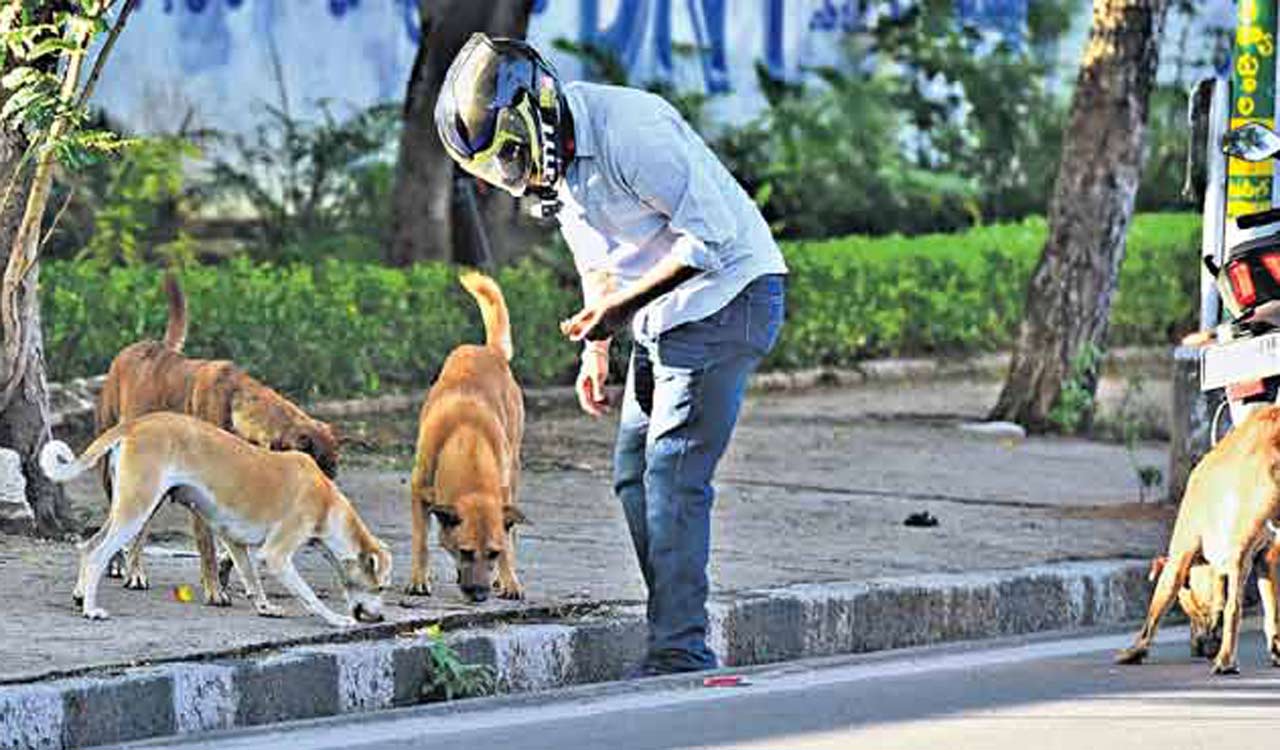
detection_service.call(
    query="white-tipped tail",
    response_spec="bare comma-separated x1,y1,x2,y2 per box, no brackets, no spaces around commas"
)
459,271,513,361
40,440,82,483
39,424,127,483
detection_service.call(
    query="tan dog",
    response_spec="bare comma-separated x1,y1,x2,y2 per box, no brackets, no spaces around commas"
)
95,273,339,602
406,272,525,603
1117,406,1280,673
40,413,389,627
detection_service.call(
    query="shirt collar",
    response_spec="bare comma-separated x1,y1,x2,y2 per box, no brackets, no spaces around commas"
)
563,86,596,159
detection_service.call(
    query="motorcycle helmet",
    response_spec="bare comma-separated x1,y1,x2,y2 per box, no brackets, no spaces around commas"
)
435,32,564,217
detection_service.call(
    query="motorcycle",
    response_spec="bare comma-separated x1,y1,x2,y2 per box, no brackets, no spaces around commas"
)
1199,123,1280,440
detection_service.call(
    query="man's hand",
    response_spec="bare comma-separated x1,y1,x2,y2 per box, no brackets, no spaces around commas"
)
561,295,630,342
575,344,611,417
561,258,703,343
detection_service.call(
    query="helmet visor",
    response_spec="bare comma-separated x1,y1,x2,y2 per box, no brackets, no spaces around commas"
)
438,35,501,159
457,105,535,195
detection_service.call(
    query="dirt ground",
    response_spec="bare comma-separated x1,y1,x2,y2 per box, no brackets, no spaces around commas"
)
1,376,1175,682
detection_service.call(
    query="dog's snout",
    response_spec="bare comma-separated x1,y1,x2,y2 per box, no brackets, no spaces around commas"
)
352,602,385,623
462,585,489,603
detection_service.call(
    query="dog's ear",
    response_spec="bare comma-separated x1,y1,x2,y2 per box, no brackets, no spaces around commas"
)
430,507,461,529
503,506,529,528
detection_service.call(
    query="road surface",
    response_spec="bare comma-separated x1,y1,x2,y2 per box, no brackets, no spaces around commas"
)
128,625,1280,750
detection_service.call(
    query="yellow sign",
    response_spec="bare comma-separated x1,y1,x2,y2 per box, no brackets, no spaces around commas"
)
1229,0,1278,216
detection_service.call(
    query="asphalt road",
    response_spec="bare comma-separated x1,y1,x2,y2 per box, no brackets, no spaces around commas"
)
124,624,1280,750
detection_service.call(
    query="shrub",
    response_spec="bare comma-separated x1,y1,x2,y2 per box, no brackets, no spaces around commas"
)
770,212,1200,369
41,213,1200,399
43,259,578,400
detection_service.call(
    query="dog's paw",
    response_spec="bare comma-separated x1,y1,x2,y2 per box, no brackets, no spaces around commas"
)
254,601,286,618
404,581,432,597
495,581,524,601
1114,647,1148,665
83,607,110,621
1211,659,1240,676
123,571,150,590
204,588,232,608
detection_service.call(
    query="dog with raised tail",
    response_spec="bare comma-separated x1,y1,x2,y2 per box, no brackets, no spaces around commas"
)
406,272,527,603
41,412,389,627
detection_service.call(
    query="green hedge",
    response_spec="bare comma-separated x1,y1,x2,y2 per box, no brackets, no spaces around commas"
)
773,212,1202,368
42,212,1201,400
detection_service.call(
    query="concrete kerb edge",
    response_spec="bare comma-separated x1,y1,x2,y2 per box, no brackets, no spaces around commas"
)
2,559,1151,750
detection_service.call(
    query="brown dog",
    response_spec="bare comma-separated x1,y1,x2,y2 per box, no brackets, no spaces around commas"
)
40,413,389,627
1117,406,1280,673
95,274,340,603
406,272,525,603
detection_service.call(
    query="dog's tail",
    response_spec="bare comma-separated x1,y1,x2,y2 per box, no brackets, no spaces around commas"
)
459,271,513,361
163,271,187,352
40,423,128,483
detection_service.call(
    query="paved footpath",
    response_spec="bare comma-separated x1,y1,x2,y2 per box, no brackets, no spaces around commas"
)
2,376,1172,683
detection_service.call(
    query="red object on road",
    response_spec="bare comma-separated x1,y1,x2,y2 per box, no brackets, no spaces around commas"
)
703,675,751,687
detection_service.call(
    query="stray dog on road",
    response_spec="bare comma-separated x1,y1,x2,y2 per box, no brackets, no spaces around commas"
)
406,272,526,603
95,273,339,602
41,413,389,627
1117,406,1280,673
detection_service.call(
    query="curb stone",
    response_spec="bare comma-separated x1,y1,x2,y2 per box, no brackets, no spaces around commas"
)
3,560,1150,750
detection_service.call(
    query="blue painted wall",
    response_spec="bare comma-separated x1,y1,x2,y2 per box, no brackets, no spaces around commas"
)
92,0,1029,137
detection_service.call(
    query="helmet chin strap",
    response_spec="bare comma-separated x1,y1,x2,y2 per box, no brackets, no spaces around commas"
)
533,81,562,221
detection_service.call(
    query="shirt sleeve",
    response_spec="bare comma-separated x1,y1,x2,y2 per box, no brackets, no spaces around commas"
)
616,112,733,273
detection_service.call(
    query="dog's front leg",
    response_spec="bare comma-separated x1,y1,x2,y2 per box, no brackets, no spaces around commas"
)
406,495,433,596
262,550,354,627
495,528,524,600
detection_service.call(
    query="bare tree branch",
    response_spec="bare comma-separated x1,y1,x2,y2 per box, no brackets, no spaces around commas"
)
74,0,136,111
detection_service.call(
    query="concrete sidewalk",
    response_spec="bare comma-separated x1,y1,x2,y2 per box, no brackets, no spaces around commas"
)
0,375,1176,748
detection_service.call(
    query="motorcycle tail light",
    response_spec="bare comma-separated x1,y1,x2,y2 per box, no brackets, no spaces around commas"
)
1228,260,1258,308
1262,252,1280,284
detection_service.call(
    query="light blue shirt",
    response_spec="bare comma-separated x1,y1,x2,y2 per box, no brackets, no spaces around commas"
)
556,81,788,341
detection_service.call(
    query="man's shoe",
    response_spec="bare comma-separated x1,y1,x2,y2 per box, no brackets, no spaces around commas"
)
622,663,665,680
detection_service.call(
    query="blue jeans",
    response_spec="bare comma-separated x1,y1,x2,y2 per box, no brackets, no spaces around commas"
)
613,274,786,672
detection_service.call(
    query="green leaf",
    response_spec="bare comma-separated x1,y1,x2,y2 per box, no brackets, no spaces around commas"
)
26,37,78,61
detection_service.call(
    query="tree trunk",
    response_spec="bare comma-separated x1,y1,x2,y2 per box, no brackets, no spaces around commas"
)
388,0,533,267
0,282,65,536
0,126,35,534
990,0,1171,432
0,117,66,536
